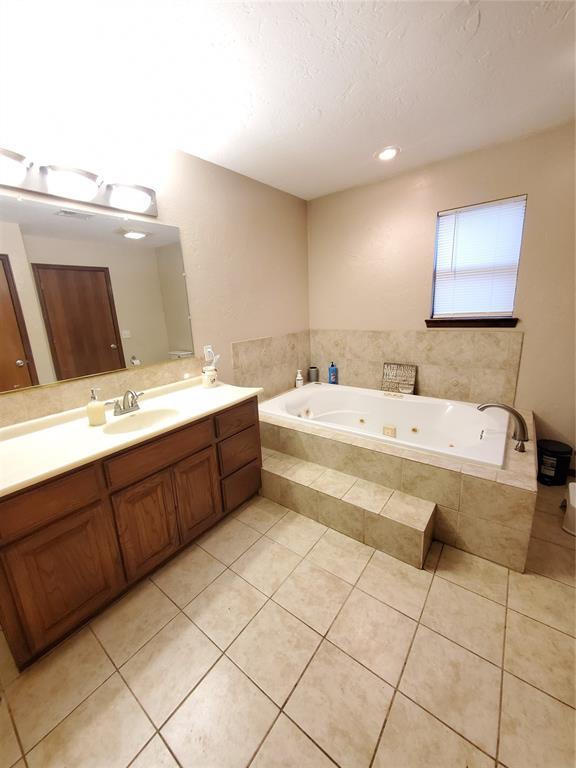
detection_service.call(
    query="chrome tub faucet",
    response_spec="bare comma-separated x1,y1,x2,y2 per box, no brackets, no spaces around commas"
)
477,402,529,452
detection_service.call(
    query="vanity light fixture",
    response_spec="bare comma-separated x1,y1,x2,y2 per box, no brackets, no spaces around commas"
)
43,166,102,202
0,149,32,187
0,148,158,216
108,184,154,214
377,145,400,161
123,230,147,240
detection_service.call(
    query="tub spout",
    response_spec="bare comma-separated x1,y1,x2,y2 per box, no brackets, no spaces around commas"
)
477,403,529,452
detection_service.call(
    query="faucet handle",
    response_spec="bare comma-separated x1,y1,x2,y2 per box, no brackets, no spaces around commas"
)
105,399,122,416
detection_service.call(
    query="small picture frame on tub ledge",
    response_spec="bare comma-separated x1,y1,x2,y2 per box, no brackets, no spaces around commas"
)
381,362,417,394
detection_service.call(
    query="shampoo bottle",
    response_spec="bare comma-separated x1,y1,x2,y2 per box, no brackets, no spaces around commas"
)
328,362,338,384
87,388,106,426
295,370,304,388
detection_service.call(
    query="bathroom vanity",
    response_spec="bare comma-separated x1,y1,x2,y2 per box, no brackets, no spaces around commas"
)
0,384,262,668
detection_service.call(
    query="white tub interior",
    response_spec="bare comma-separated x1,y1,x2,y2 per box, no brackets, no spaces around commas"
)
259,382,509,468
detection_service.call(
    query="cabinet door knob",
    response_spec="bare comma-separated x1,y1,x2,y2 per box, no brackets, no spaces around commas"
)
110,344,118,349
15,359,26,367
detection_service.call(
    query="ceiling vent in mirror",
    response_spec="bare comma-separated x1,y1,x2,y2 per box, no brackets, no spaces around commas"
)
55,208,95,220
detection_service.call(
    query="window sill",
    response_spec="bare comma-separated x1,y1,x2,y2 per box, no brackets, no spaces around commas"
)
425,317,519,328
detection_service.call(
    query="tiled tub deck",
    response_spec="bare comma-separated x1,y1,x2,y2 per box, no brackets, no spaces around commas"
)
259,409,538,572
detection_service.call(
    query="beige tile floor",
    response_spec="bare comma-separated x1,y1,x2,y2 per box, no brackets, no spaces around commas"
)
0,486,574,768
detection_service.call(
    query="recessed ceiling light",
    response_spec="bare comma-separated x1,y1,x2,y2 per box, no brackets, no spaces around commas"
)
377,146,400,161
123,230,147,239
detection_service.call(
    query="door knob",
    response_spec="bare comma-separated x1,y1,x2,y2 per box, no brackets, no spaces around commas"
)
110,344,118,349
15,359,26,367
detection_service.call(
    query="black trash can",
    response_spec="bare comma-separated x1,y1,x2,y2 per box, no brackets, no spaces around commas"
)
537,439,573,486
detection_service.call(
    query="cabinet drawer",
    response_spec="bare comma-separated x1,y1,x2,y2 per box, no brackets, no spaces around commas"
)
221,459,261,513
0,466,102,540
218,425,261,478
215,398,258,440
104,419,213,489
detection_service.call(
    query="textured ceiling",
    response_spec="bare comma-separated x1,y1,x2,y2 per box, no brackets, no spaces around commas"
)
0,1,574,199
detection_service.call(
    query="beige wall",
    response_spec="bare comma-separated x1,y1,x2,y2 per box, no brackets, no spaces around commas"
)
156,151,309,379
307,123,575,450
156,243,193,354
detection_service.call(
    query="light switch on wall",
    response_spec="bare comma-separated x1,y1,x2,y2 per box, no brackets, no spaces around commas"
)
121,330,132,339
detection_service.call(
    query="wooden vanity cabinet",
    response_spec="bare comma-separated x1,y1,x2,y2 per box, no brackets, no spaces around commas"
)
173,448,222,545
0,395,261,668
1,500,124,655
112,470,179,582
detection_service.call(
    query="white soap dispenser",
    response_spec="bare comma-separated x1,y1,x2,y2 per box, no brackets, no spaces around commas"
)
87,388,106,426
295,370,304,388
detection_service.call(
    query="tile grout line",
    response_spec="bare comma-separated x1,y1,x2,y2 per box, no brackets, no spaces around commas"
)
7,625,118,758
495,567,510,764
125,733,165,768
2,687,29,768
8,501,573,767
242,541,384,767
18,637,122,760
241,536,381,767
367,539,504,766
368,540,437,768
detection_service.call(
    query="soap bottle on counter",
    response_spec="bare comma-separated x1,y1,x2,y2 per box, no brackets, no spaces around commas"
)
295,370,304,388
87,388,106,426
328,362,338,384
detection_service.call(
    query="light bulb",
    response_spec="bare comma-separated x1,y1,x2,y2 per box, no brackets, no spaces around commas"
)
0,150,30,186
109,184,152,213
123,231,147,240
45,167,101,201
377,146,400,161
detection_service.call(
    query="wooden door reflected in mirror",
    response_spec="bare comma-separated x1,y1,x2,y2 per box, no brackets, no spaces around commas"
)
0,254,39,391
32,263,125,380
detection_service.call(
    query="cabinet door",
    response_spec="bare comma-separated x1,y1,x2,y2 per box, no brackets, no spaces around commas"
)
1,502,124,654
112,470,179,581
173,447,222,544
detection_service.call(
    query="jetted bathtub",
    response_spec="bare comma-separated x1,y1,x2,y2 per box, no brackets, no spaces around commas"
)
259,382,510,468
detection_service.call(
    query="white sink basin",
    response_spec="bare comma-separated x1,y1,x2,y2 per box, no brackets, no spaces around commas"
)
103,408,180,435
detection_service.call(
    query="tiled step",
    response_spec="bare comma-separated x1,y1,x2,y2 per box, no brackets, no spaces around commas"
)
260,448,435,569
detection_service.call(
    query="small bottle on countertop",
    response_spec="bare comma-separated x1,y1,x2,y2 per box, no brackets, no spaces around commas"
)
328,362,338,384
295,369,304,388
87,388,106,426
202,365,218,387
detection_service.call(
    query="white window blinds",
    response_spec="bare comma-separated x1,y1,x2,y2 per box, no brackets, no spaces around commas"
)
432,195,527,318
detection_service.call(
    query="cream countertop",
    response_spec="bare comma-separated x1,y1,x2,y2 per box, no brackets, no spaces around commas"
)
0,378,262,498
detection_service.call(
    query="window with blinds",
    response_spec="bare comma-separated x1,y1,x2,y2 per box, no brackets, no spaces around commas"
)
431,195,527,318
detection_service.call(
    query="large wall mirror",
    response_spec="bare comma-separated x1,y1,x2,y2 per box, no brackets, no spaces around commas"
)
0,194,193,394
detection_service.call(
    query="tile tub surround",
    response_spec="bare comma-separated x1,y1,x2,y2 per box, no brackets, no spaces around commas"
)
310,328,523,404
0,490,573,768
232,330,310,400
259,412,537,572
0,356,204,428
231,327,524,406
260,451,435,569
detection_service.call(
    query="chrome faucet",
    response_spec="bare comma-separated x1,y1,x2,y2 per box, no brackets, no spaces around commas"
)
106,389,144,416
477,403,529,452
